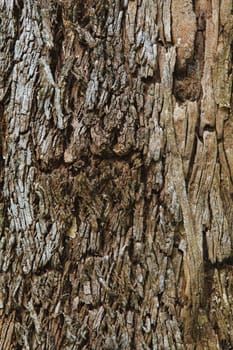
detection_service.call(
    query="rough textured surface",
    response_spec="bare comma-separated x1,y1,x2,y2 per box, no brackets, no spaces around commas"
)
0,0,233,349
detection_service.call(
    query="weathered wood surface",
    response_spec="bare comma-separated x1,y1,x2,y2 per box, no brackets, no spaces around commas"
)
0,0,233,349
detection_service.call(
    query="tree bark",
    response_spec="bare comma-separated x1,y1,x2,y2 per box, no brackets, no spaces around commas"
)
0,0,233,349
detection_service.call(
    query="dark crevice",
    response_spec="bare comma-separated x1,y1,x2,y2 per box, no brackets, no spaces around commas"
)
50,6,64,77
13,0,24,37
141,72,161,85
91,150,138,163
173,76,201,102
192,0,195,12
64,123,74,150
212,257,233,270
173,4,206,103
38,156,65,173
203,125,215,133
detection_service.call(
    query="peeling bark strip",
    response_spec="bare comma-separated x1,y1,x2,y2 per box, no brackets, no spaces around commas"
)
0,0,233,349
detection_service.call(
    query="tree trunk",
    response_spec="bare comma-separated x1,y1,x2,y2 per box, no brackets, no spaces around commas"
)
0,0,233,349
